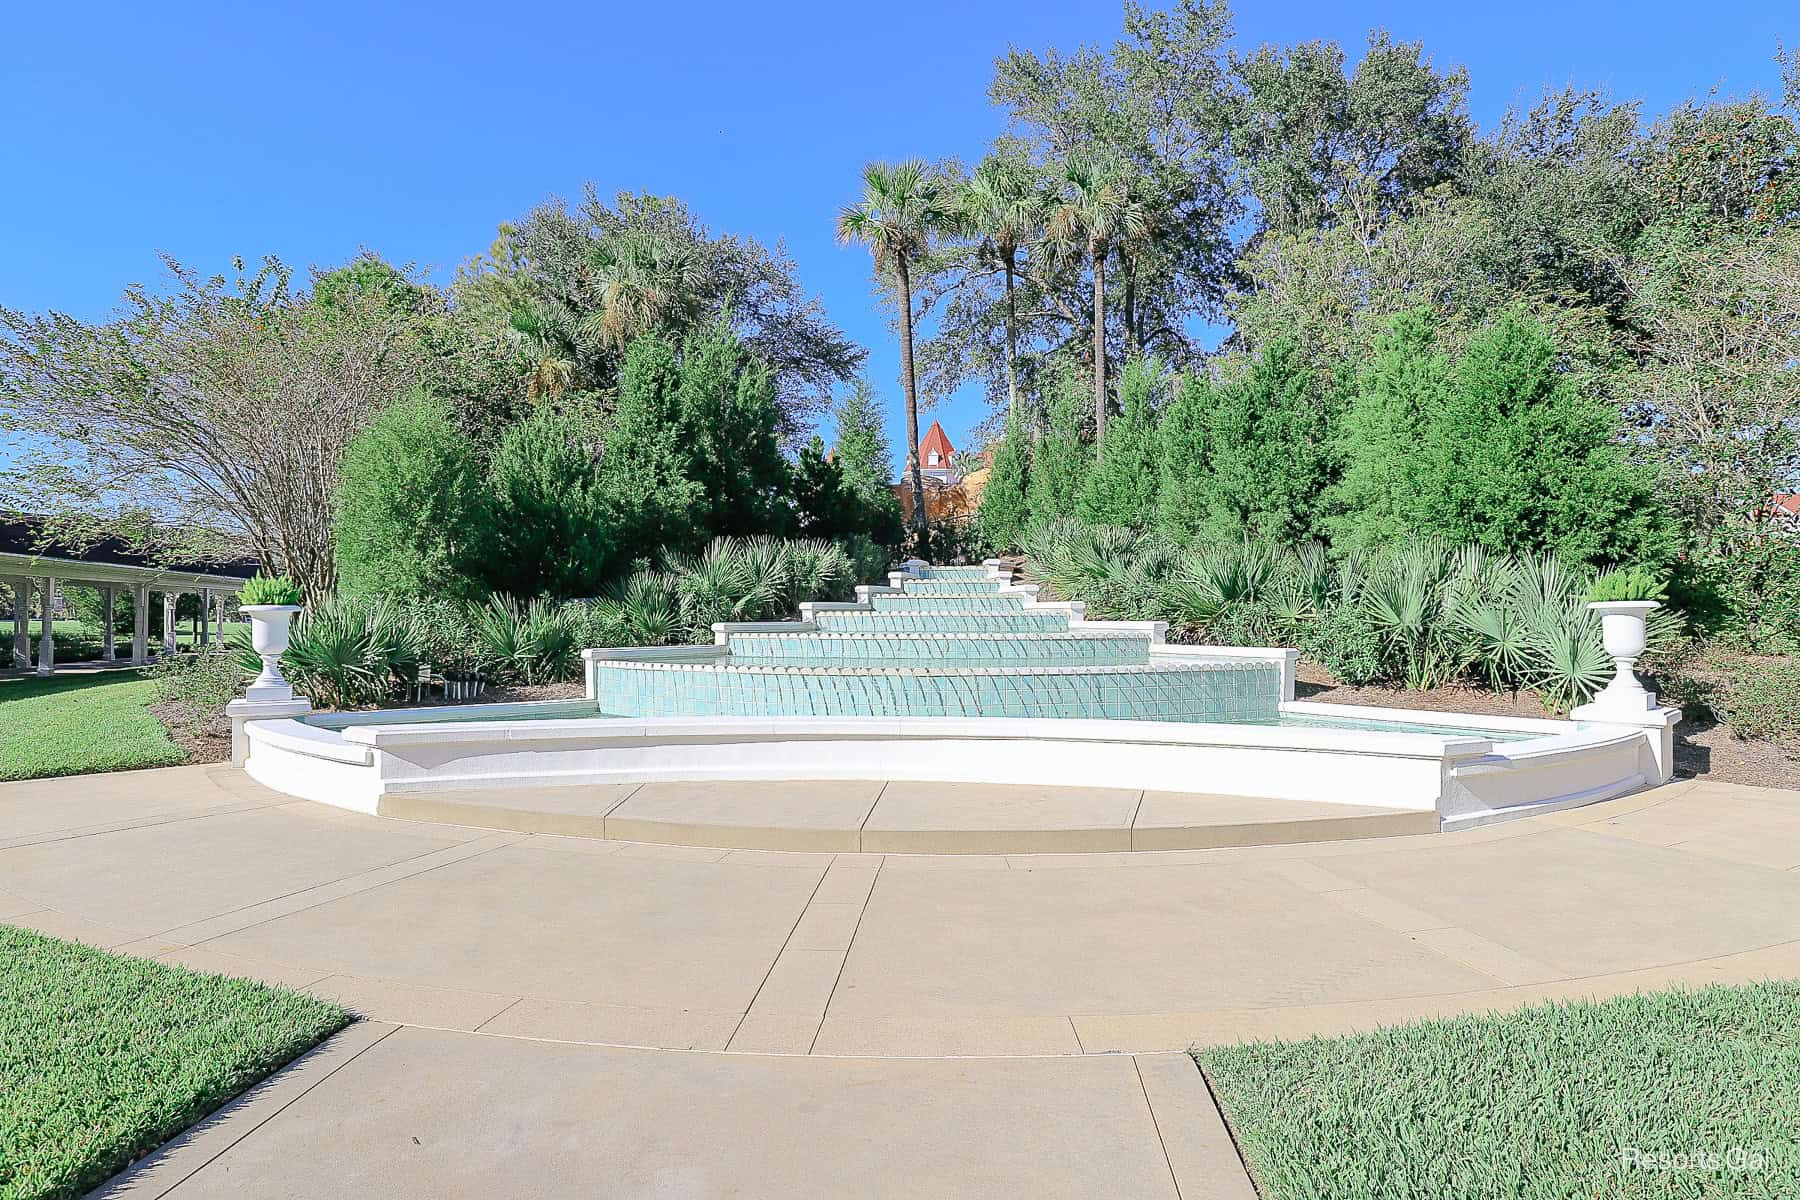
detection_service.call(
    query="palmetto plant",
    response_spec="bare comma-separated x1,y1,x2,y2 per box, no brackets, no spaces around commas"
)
1523,602,1613,711
837,160,952,543
616,572,682,646
232,595,429,709
1360,540,1460,690
1161,540,1283,631
1020,522,1663,712
519,599,582,684
471,594,530,680
1022,521,1160,616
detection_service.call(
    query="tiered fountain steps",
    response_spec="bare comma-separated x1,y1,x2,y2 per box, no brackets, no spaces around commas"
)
586,565,1283,723
869,593,1026,611
812,610,1072,633
726,631,1151,664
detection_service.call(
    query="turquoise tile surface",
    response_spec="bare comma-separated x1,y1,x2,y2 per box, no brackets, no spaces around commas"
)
589,567,1282,722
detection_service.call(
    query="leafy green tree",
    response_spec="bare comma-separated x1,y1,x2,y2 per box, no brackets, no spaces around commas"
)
976,410,1032,552
1627,227,1800,548
458,190,863,425
483,407,614,599
837,160,952,542
1026,370,1092,530
916,1,1237,414
1327,310,1453,549
1413,311,1668,563
0,255,431,597
312,255,435,319
1077,357,1161,526
334,392,487,599
1234,31,1472,239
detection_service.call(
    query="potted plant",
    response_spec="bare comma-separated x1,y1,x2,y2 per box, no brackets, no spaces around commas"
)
239,573,305,702
1582,568,1666,710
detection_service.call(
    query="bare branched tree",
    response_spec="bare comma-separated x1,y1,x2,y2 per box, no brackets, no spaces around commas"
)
0,255,429,598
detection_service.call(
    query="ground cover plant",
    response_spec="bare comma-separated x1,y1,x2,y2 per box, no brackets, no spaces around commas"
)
0,673,184,781
217,536,863,710
1196,981,1800,1199
1021,520,1669,710
0,926,349,1200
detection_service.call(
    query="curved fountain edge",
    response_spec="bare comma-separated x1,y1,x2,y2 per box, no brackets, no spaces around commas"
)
235,559,1680,839
240,702,1667,838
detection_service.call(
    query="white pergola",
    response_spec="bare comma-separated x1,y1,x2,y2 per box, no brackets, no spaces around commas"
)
2,551,253,677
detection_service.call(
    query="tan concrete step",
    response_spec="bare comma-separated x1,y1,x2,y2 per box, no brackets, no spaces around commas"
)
377,781,1437,854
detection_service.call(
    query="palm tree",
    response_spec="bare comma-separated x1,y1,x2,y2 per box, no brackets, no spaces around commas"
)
1048,156,1150,444
587,228,708,351
507,302,576,404
837,160,949,543
956,154,1045,426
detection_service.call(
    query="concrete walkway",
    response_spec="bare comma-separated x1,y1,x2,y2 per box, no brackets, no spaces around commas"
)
6,765,1800,1195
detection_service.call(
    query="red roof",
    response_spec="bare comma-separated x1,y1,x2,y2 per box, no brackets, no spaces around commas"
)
918,421,954,467
1773,494,1800,519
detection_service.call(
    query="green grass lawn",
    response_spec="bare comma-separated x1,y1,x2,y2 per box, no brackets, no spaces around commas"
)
1197,981,1800,1199
0,926,349,1200
0,672,185,781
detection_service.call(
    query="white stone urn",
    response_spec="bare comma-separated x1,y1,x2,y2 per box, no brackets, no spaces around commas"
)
1585,599,1659,712
242,604,302,702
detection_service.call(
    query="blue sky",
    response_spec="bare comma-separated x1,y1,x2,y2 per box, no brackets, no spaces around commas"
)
2,1,1793,475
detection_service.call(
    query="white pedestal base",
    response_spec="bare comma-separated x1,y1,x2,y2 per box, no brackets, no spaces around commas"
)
227,696,314,767
1570,701,1682,784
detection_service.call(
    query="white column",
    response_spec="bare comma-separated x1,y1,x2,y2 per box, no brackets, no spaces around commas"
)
9,578,27,669
198,588,210,647
35,577,54,676
161,592,177,655
101,585,117,661
132,584,150,666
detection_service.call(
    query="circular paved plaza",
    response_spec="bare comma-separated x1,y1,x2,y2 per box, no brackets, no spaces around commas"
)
7,765,1800,1196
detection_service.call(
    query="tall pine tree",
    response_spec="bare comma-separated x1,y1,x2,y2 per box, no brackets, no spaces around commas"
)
674,321,793,537
976,409,1031,552
1325,308,1451,550
830,379,905,548
602,333,709,567
1077,357,1161,527
1155,370,1216,542
1026,369,1092,531
1420,311,1666,563
1155,341,1331,543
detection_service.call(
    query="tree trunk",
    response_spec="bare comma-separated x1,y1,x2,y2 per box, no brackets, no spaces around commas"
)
1002,250,1020,426
896,255,929,545
1091,238,1107,451
1123,250,1139,359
